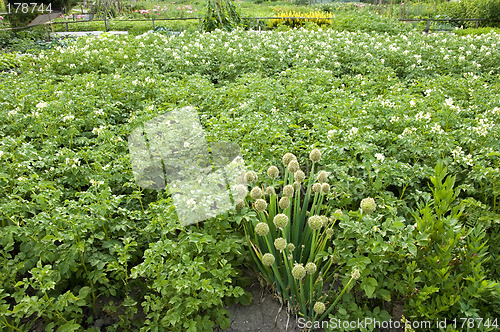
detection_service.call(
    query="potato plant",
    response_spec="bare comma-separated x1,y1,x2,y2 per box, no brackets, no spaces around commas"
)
0,26,499,330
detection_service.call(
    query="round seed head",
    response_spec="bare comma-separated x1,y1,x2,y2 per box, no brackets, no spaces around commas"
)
287,243,295,252
279,196,290,210
293,181,300,191
234,184,248,198
321,183,330,194
250,186,263,200
282,153,297,166
273,213,289,229
244,171,258,184
255,222,269,236
283,184,294,197
360,197,376,214
235,171,247,184
309,148,322,163
265,186,276,196
294,170,305,183
320,215,328,226
235,198,245,212
305,262,317,274
312,183,322,194
287,159,299,173
334,209,343,216
267,166,279,179
274,237,287,251
326,228,334,239
292,264,306,280
317,171,328,183
308,215,323,230
351,268,361,280
262,253,275,267
313,302,326,314
254,199,268,212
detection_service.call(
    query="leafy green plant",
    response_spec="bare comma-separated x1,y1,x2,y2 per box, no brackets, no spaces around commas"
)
131,196,248,332
0,53,21,72
203,0,241,32
404,161,500,323
239,149,358,322
329,194,415,313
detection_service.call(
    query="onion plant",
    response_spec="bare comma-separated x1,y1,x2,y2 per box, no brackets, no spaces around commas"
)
237,149,359,322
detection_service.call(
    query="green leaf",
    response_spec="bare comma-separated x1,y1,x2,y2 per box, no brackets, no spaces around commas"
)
56,320,80,332
378,288,392,301
407,243,417,256
360,277,378,298
392,220,405,229
236,291,252,306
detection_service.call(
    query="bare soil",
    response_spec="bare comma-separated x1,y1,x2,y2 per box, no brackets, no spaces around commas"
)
220,280,302,332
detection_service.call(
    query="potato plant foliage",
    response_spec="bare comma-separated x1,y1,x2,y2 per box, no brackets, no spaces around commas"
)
1,27,500,330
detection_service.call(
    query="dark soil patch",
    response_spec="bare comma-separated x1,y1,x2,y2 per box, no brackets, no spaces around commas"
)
220,279,302,332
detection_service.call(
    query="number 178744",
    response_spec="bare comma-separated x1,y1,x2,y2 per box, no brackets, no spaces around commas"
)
7,3,53,14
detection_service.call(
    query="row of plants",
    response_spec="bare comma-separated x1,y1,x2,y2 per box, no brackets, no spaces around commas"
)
25,28,499,80
1,27,499,330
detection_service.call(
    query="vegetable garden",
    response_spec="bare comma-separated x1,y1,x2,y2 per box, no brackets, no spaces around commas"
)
1,3,500,331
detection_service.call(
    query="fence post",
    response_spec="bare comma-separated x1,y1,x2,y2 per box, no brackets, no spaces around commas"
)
256,18,259,31
105,18,109,31
424,19,430,33
65,22,69,31
152,19,155,29
475,19,479,28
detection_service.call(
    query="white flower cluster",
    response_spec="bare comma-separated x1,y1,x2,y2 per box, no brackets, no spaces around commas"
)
430,123,444,135
451,146,473,167
90,179,104,187
65,157,80,168
399,127,416,138
415,111,431,123
31,27,498,80
375,153,385,162
473,118,494,137
92,126,105,136
63,113,75,122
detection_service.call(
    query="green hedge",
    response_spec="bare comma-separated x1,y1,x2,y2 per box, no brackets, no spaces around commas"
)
437,0,500,27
